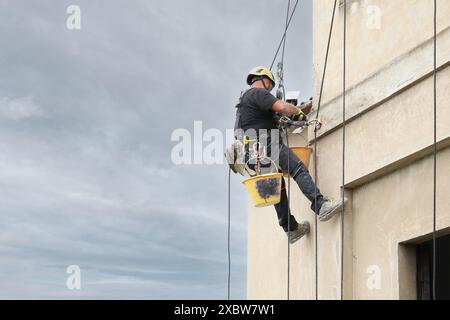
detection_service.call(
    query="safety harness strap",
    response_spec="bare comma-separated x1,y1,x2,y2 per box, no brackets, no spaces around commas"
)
234,89,252,138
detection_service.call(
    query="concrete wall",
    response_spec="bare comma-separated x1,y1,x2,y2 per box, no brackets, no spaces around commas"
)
247,0,450,300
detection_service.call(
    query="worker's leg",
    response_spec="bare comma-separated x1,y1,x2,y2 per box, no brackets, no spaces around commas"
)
276,143,326,214
274,178,299,232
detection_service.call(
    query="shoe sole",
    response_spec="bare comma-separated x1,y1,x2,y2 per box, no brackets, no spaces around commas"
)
289,221,310,244
319,200,347,222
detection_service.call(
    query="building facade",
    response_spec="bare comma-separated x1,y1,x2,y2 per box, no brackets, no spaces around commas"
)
247,0,450,300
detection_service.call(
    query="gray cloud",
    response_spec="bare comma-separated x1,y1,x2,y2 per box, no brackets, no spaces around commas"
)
0,0,311,299
0,96,45,120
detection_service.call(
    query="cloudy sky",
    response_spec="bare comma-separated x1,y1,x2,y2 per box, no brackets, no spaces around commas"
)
0,0,312,299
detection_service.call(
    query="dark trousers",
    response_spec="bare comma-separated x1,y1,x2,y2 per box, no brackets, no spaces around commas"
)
274,144,326,232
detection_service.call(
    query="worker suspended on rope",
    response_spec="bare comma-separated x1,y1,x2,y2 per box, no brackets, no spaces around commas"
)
231,66,347,244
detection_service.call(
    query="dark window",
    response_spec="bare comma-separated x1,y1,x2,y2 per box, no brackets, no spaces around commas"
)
416,234,450,300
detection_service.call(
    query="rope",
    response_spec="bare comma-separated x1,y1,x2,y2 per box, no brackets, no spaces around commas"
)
315,0,338,119
282,0,291,70
227,167,231,300
313,0,338,300
340,0,347,301
432,0,437,301
270,0,300,71
281,0,292,301
285,129,291,300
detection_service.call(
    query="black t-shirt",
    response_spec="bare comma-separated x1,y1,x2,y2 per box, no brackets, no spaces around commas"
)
237,88,279,131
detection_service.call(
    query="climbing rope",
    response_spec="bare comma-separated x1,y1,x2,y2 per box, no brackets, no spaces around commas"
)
227,167,231,300
280,0,292,301
313,0,338,300
432,0,437,301
285,128,292,300
270,0,300,71
341,0,347,301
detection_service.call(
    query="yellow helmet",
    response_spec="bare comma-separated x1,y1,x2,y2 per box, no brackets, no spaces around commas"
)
246,66,276,87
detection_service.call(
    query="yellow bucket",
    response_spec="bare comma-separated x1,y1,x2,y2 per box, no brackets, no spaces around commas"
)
290,147,313,169
242,173,284,207
283,147,313,177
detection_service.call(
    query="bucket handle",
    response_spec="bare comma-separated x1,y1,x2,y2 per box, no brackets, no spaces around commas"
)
245,156,280,177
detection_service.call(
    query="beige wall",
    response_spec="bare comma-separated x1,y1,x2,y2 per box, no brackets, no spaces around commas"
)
247,0,450,300
314,0,450,106
247,133,317,300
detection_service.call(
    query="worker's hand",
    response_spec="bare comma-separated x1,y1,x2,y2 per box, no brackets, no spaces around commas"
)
292,108,307,121
298,98,313,113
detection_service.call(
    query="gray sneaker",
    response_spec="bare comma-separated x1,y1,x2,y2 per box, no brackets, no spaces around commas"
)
318,197,348,222
286,221,310,244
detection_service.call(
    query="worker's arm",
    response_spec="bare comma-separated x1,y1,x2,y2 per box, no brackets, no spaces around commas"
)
272,100,303,116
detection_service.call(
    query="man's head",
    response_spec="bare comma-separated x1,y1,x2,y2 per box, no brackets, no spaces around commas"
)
247,66,276,91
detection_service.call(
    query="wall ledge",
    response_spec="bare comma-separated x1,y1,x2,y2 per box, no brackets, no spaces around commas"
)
344,135,450,190
310,26,450,142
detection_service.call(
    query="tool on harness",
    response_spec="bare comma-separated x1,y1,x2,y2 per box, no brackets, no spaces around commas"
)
225,139,246,175
225,89,255,176
278,115,323,132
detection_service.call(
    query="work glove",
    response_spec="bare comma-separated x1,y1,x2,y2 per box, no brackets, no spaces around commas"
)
293,97,313,121
292,108,307,122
